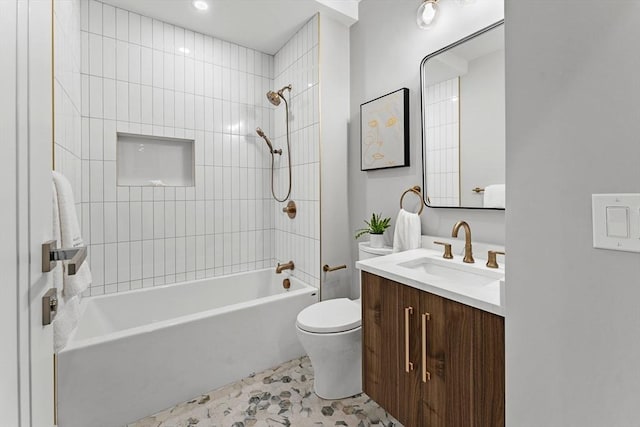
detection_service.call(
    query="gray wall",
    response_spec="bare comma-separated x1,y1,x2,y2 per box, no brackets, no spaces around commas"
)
348,0,504,296
506,1,640,425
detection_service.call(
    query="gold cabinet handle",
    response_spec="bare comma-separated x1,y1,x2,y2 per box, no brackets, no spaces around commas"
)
404,306,414,372
322,264,347,272
422,312,431,382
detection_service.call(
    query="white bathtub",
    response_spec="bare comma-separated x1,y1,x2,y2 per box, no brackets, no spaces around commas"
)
57,269,317,427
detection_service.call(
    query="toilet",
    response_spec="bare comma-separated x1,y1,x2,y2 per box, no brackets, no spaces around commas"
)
296,242,393,399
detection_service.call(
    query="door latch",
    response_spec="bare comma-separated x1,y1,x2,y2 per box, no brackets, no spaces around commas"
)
42,288,58,326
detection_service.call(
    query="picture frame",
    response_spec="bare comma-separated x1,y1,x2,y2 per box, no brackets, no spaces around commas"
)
360,87,410,171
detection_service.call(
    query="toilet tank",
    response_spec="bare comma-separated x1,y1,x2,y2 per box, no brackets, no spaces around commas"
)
356,243,393,300
358,242,393,261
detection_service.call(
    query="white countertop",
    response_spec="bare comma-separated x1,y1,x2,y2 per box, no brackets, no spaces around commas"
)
356,248,505,317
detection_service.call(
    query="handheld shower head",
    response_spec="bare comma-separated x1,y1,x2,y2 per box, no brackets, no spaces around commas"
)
266,84,292,106
256,127,279,154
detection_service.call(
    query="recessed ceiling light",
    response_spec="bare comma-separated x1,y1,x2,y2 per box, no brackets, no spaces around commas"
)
192,0,209,11
178,47,190,55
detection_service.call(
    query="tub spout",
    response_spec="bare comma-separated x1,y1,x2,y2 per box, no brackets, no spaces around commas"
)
276,261,294,274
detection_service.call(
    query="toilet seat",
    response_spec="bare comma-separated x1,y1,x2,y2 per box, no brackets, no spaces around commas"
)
296,298,361,334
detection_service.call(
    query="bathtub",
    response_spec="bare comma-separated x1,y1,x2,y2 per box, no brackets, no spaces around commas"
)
57,269,317,427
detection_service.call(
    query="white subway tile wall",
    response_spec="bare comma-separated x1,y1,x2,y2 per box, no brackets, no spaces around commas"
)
273,16,321,288
54,0,83,224
425,77,460,206
79,0,281,295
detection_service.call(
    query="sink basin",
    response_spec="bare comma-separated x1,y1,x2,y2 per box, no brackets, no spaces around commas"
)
397,257,502,288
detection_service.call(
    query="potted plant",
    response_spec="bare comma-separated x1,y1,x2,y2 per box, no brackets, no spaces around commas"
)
355,212,391,248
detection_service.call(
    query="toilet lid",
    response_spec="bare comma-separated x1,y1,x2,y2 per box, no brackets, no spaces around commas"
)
296,298,361,334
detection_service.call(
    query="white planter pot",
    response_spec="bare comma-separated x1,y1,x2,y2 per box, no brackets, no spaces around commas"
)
369,234,384,248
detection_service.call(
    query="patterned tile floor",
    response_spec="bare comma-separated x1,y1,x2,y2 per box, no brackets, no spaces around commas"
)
129,356,402,427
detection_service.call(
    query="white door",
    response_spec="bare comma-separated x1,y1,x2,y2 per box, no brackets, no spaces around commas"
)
0,0,21,424
1,0,56,425
27,0,56,424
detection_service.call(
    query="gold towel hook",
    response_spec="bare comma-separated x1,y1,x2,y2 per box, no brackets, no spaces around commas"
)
400,186,424,215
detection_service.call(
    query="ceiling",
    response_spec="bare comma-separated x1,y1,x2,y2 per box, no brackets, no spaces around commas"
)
102,0,359,55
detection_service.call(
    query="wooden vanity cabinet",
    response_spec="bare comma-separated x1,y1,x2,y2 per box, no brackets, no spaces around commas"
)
361,272,504,427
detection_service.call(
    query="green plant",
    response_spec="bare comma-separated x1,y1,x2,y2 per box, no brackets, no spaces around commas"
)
355,212,391,239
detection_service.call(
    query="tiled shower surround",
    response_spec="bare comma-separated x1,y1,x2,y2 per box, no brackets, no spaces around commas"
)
54,0,83,222
273,16,321,288
76,0,320,295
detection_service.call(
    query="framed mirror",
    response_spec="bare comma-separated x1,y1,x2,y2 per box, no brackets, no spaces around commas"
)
420,21,505,209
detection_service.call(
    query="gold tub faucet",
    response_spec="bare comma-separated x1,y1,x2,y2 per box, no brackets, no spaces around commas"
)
451,221,474,263
276,260,295,274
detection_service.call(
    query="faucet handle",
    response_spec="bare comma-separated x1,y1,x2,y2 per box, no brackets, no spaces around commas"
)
433,241,453,259
486,250,505,268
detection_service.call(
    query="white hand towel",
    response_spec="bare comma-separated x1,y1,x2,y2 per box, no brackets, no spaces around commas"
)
52,171,92,298
392,209,421,253
52,182,81,352
483,184,506,209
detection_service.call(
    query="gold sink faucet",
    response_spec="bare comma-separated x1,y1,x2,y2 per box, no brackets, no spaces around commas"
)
451,221,474,263
276,260,295,274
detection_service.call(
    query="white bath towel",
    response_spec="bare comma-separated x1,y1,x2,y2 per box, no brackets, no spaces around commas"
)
483,184,506,209
52,171,92,298
392,209,421,253
52,181,80,352
53,296,80,353
52,182,64,295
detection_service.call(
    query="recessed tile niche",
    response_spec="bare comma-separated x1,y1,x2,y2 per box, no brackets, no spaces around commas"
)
117,133,195,187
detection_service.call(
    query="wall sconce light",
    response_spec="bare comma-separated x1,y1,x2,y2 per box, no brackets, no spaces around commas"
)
417,0,440,29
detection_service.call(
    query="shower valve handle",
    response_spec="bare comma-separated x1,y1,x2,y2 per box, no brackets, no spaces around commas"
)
282,201,297,219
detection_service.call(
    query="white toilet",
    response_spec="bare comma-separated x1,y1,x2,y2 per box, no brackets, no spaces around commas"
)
296,242,393,399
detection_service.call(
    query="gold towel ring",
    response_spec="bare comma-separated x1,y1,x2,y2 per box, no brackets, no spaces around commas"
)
400,186,424,215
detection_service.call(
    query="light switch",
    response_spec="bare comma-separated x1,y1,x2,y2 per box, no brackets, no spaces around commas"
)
592,194,640,253
606,206,629,238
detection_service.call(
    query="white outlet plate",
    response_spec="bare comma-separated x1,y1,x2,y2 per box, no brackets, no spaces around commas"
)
592,194,640,253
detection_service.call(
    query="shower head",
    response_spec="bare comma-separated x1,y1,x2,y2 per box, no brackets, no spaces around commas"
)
256,127,275,153
266,84,292,106
266,91,281,106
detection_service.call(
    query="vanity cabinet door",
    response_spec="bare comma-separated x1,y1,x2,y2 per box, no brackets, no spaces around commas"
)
361,272,402,419
472,309,505,427
421,294,504,427
419,291,448,427
397,284,423,427
423,296,475,427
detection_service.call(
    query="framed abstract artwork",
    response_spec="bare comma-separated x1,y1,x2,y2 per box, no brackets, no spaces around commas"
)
360,88,410,171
